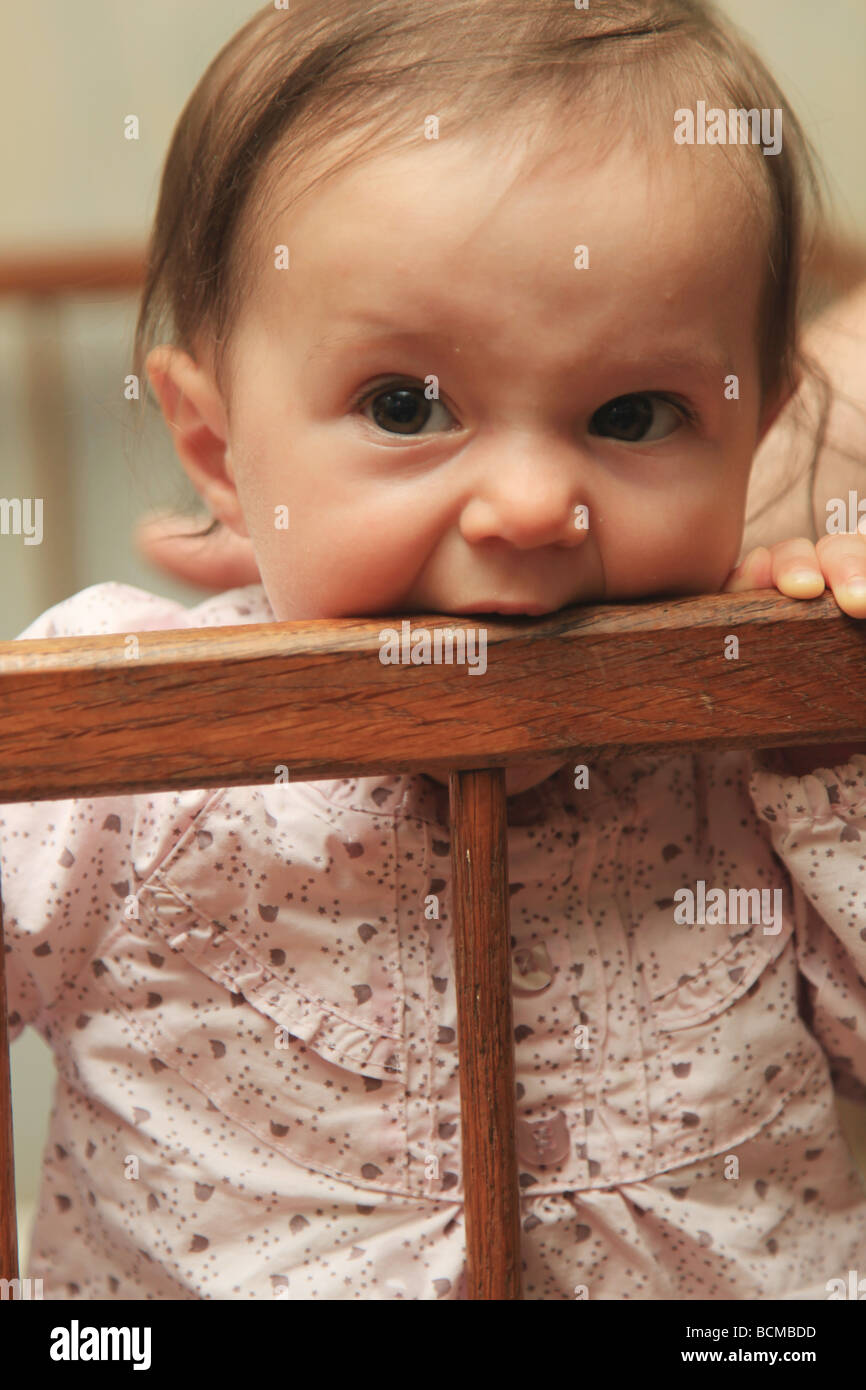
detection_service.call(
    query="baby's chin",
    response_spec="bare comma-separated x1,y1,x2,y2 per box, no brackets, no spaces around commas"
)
421,758,565,798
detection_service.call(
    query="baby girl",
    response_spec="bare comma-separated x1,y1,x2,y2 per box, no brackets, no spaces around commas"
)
3,0,866,1300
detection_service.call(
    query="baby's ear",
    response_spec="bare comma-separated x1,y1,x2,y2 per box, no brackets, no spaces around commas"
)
144,346,248,539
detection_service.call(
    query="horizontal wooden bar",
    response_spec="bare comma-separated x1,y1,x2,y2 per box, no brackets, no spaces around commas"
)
0,246,145,297
0,229,860,301
0,589,864,803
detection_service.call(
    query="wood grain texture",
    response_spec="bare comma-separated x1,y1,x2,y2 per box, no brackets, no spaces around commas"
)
0,590,864,803
449,769,521,1300
0,882,19,1284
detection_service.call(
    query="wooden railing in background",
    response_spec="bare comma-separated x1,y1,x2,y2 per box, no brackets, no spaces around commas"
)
1,248,145,616
1,589,865,1298
2,231,865,300
0,247,145,298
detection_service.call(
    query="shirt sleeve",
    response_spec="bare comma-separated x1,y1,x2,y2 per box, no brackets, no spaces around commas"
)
749,751,866,1105
0,583,192,1043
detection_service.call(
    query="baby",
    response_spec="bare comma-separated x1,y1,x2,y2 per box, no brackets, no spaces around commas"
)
3,0,866,1300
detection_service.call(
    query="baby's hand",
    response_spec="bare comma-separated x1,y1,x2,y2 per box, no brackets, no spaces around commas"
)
134,511,260,592
723,534,866,618
723,534,866,774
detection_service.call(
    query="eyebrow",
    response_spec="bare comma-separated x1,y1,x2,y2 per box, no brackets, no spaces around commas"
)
305,320,424,360
307,322,728,383
610,349,729,384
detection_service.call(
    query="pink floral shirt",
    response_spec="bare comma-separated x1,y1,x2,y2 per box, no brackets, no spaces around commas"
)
2,582,865,1300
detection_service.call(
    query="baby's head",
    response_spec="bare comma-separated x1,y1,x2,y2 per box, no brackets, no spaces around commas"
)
136,0,822,624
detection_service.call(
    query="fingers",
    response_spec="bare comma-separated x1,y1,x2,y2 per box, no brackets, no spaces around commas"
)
722,546,776,593
722,535,866,618
815,533,866,617
768,538,826,600
134,511,261,592
134,510,210,548
724,539,824,598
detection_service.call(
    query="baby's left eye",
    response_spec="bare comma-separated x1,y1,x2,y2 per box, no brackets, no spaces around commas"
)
589,393,688,443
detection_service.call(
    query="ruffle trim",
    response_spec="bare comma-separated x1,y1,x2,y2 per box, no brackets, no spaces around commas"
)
750,754,866,832
134,882,403,1081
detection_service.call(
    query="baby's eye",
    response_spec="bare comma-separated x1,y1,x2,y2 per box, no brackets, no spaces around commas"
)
360,382,455,435
589,393,688,442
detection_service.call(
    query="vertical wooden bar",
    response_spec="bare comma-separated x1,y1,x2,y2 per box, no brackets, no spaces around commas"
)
0,874,20,1282
22,298,78,613
449,767,521,1300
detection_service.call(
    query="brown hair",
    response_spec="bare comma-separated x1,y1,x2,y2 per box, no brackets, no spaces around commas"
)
132,0,829,544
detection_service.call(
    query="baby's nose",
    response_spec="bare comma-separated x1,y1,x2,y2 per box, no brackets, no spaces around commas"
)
458,433,592,549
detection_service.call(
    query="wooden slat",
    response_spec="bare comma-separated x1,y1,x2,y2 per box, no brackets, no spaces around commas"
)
0,247,145,297
0,591,864,803
21,299,78,609
0,228,859,301
449,769,521,1299
0,882,18,1284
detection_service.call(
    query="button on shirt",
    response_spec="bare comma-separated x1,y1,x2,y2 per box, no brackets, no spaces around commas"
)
512,943,554,993
517,1111,570,1168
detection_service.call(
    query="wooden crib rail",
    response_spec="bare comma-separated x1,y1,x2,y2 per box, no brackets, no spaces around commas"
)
1,589,864,801
1,588,865,1300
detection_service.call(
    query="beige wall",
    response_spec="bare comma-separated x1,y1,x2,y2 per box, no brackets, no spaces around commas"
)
2,0,865,1271
723,0,866,236
2,0,865,256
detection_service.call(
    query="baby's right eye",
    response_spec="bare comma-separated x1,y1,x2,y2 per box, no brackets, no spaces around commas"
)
359,380,456,436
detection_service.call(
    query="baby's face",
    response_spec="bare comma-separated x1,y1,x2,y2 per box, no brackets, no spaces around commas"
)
152,119,786,796
212,123,779,629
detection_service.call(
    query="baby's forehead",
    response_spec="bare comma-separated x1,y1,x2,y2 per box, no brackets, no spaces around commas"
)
258,114,769,250
251,126,770,318
234,157,765,404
